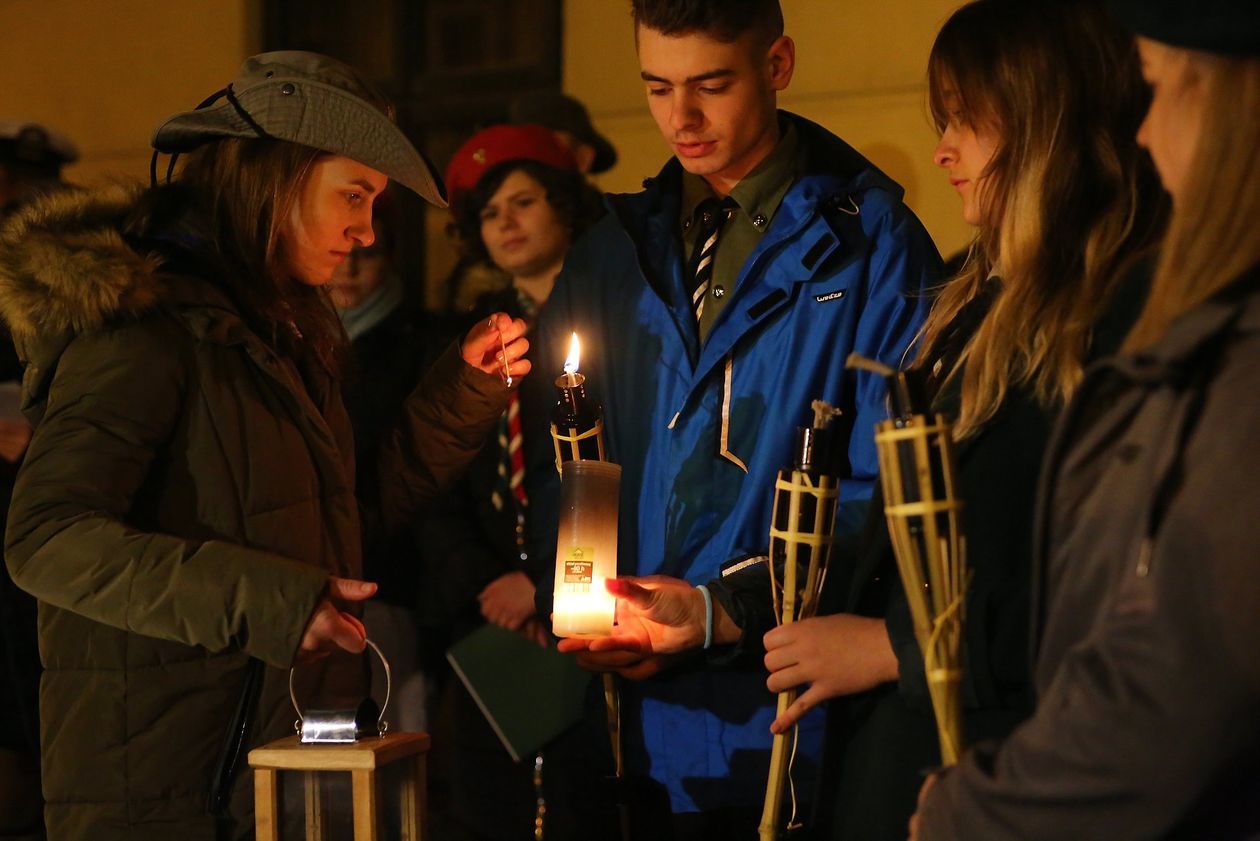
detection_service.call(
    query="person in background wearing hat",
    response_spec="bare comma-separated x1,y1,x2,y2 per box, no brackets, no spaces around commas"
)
541,0,941,836
442,96,614,313
0,52,530,840
0,120,77,216
416,123,604,841
909,1,1260,838
0,117,76,841
508,91,619,176
436,91,615,313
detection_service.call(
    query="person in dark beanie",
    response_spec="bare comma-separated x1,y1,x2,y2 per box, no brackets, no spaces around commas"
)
0,120,77,215
508,92,619,175
910,2,1260,838
0,52,530,840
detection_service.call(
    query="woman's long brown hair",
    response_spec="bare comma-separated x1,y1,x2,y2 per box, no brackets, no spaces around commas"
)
920,0,1166,437
173,137,346,373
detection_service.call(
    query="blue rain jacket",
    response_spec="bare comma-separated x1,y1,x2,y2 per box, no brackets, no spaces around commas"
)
535,113,942,813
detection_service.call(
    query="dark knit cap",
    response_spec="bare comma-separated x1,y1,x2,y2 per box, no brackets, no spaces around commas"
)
508,92,617,173
1107,0,1260,56
0,120,78,171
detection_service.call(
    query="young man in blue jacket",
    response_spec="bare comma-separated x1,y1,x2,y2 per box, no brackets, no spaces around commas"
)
538,1,942,837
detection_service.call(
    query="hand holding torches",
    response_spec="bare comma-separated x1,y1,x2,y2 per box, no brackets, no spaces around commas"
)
762,613,898,734
759,401,843,841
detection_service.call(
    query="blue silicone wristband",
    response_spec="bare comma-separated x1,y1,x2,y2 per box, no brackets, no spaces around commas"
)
696,584,713,650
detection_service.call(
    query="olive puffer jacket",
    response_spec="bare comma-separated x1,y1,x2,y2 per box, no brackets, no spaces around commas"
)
0,186,507,840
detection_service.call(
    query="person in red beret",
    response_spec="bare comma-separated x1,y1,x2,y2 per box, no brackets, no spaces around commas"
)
420,124,607,841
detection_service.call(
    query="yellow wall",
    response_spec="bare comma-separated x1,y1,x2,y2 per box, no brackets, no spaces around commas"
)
563,0,972,260
0,0,258,186
1,0,972,289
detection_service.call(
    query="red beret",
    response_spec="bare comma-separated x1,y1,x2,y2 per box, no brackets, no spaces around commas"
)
445,124,577,204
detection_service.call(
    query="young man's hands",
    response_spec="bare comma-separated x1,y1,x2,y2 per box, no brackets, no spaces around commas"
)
556,575,741,678
555,576,901,725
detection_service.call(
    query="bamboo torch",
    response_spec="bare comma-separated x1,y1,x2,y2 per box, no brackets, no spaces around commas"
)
847,353,968,765
759,400,842,841
548,332,627,835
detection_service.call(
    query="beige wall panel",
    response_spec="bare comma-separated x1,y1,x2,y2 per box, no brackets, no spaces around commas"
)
562,1,646,117
562,0,973,260
784,0,957,95
0,0,257,186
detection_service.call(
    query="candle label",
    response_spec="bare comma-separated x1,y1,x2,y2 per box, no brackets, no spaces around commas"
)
563,547,595,583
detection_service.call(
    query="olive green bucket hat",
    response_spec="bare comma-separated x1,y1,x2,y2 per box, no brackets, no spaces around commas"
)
151,50,447,206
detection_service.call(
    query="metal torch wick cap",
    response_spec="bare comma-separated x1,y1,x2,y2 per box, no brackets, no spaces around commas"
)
554,371,585,389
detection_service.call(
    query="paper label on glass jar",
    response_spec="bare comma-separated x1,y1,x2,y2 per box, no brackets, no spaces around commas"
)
564,547,595,583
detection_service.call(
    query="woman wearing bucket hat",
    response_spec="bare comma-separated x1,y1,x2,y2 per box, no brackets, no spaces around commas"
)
0,51,530,839
909,2,1260,839
417,123,607,841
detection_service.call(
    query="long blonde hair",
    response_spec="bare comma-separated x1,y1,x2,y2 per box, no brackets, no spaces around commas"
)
1124,53,1260,350
921,0,1165,437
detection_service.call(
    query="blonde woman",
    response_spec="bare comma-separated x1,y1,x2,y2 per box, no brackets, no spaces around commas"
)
911,1,1260,838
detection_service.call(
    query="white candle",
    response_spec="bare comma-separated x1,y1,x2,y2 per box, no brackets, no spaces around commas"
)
552,461,620,638
553,576,617,638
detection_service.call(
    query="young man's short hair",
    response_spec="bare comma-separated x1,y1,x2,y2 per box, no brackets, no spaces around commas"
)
630,0,784,45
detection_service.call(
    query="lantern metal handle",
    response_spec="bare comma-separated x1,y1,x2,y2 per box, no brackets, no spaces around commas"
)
288,637,392,737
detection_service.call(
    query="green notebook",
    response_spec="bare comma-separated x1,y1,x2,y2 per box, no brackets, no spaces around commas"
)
446,623,592,762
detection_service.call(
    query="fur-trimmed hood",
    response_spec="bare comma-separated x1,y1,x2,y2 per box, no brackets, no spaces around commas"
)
0,184,163,342
0,185,234,425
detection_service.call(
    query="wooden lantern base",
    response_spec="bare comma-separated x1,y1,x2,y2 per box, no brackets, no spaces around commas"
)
248,732,430,841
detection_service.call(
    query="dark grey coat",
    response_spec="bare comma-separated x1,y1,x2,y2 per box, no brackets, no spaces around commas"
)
919,266,1260,840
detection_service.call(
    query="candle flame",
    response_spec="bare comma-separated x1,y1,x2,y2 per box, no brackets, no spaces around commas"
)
563,332,581,374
